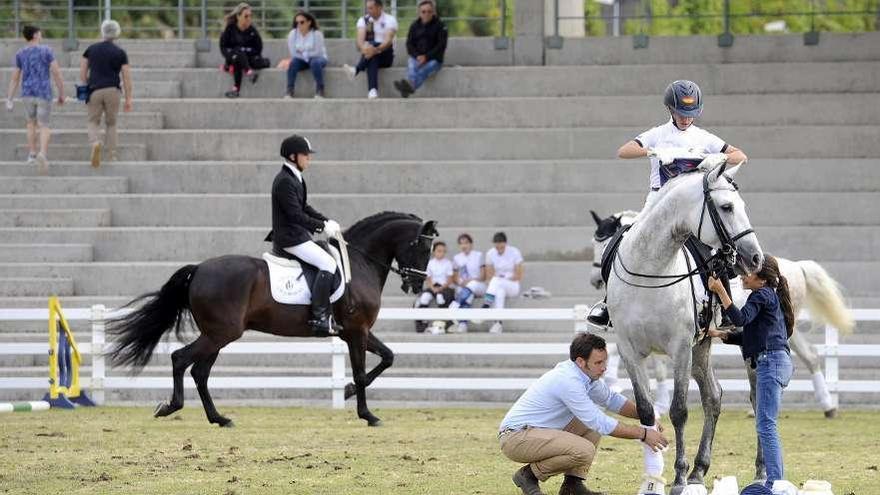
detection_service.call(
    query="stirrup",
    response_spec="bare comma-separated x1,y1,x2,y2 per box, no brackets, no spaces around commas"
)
587,302,611,328
309,317,342,338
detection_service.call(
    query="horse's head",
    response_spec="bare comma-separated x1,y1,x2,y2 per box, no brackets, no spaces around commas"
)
394,219,438,295
589,210,638,289
691,163,764,275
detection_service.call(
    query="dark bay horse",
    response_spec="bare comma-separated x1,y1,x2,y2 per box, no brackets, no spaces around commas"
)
107,211,437,427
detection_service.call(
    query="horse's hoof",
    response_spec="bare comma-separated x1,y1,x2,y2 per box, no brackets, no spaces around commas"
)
153,401,180,418
368,418,383,427
344,383,356,400
824,408,838,419
218,419,235,428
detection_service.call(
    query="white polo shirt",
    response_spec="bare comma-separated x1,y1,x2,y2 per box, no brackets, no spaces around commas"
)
486,246,523,280
426,257,453,286
634,119,727,189
356,12,398,44
453,250,484,282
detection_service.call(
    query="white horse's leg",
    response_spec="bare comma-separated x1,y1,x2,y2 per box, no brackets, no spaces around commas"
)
668,339,693,495
789,330,836,415
653,355,671,416
688,338,722,487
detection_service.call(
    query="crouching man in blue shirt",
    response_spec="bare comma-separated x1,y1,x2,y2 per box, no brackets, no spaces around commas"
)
499,333,669,495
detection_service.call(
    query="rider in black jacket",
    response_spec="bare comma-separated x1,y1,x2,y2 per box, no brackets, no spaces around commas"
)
265,135,342,337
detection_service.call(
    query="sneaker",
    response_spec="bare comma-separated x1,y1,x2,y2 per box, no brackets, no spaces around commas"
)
26,153,37,165
393,79,414,98
35,153,49,175
489,321,503,334
90,141,102,168
224,88,240,98
455,322,468,334
250,71,259,85
284,88,295,99
367,89,379,99
343,64,357,81
314,89,325,99
428,322,445,335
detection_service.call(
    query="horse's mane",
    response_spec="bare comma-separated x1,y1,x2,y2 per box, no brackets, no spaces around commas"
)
345,211,423,241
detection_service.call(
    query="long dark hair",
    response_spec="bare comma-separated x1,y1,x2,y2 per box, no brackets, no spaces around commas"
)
756,255,795,337
292,11,319,31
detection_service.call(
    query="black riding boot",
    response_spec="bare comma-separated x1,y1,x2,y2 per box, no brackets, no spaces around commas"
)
309,271,342,337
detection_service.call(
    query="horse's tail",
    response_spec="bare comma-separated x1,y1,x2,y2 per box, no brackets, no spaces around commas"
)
799,260,854,334
107,264,198,372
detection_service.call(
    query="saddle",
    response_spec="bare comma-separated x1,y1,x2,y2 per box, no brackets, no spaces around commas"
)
600,223,632,285
264,241,345,305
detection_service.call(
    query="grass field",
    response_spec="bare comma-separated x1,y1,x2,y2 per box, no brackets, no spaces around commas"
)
0,406,876,495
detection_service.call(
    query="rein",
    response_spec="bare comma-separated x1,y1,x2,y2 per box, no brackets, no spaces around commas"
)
342,236,430,280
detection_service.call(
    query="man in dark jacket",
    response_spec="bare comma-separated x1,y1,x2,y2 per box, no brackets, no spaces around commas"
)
265,134,342,337
394,0,448,98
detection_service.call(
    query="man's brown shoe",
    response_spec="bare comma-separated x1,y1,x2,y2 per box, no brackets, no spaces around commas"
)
512,465,545,495
558,475,607,495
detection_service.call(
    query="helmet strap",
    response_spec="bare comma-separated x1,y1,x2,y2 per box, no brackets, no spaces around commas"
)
669,108,692,131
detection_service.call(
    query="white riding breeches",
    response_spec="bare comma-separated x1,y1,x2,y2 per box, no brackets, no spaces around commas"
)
486,277,520,308
284,241,337,273
457,280,487,298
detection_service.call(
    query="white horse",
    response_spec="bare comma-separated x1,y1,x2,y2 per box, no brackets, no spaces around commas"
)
589,209,855,481
605,163,764,495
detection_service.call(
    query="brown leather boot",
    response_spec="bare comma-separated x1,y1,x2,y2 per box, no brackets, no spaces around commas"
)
512,465,545,495
558,475,607,495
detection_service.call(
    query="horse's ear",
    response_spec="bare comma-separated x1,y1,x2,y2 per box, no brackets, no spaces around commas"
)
707,162,727,183
421,220,439,237
590,210,603,226
724,162,743,178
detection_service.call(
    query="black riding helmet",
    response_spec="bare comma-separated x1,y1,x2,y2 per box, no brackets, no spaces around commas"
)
280,134,316,160
664,80,703,118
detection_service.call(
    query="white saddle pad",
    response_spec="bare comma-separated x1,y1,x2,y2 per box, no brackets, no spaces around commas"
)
263,249,346,305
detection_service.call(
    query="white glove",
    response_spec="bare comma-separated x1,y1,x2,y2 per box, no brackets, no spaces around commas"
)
648,147,699,165
698,153,728,171
4,99,13,112
323,219,341,237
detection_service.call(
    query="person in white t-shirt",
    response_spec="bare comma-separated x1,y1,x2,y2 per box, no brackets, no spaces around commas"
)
414,241,454,333
482,232,524,334
343,0,397,99
448,233,487,334
587,79,748,328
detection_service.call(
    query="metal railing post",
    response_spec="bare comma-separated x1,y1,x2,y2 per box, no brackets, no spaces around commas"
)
90,305,106,405
195,0,211,51
391,0,398,19
331,337,346,409
342,0,349,38
63,0,78,52
260,0,266,31
500,0,507,38
13,0,21,37
718,0,733,47
554,0,560,37
105,0,112,21
825,325,839,410
178,0,185,39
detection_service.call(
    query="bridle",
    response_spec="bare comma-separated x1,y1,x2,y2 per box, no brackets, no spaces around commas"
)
343,232,433,290
612,167,753,290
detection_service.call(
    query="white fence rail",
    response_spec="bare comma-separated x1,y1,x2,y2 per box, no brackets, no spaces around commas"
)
1,306,878,409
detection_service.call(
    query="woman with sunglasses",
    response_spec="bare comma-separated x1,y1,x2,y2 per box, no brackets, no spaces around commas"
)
220,2,270,98
285,11,328,99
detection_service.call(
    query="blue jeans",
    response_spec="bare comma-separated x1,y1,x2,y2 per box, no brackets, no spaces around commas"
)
407,57,442,90
755,349,793,486
287,56,327,92
355,42,394,91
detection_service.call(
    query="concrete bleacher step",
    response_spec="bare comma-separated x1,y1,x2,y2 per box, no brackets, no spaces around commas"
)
0,111,163,130
58,50,197,69
0,177,128,194
0,224,876,263
0,209,111,227
3,126,876,161
0,260,875,298
1,192,876,227
130,94,880,130
4,60,880,99
12,144,147,162
0,277,73,297
0,243,93,262
0,159,875,194
65,80,183,99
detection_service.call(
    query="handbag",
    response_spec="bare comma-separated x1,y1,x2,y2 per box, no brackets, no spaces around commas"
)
75,84,92,103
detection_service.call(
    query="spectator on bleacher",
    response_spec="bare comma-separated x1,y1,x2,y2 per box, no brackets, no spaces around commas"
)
285,11,328,99
220,2,270,98
448,233,486,334
394,0,447,98
5,25,65,175
481,232,524,334
343,0,397,99
414,241,454,334
80,20,132,168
